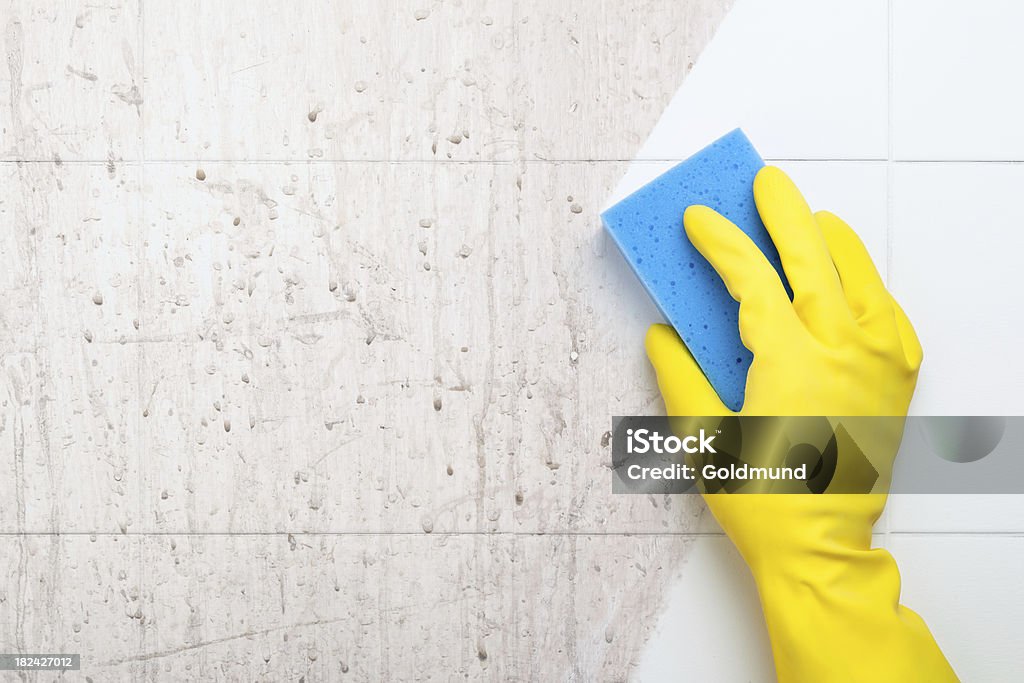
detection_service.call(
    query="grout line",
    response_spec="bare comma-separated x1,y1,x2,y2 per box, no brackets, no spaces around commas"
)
508,0,523,662
0,531,730,537
6,157,1024,165
885,0,896,293
0,159,523,165
137,0,147,663
1,530,1021,538
773,158,1024,165
882,0,895,545
888,530,1024,537
766,158,884,163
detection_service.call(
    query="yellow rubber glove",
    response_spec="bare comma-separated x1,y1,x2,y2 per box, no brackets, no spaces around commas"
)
645,167,958,682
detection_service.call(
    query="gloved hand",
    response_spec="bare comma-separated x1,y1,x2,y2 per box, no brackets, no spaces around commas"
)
645,167,958,682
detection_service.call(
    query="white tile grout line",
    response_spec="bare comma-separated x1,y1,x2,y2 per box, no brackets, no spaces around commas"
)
885,0,896,294
137,0,147,662
8,158,1024,165
882,0,896,542
2,530,1022,538
131,166,146,658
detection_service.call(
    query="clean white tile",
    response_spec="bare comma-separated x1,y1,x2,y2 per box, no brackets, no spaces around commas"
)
893,0,1024,160
888,534,1024,681
775,161,889,282
891,163,1024,415
634,0,888,162
888,495,1024,533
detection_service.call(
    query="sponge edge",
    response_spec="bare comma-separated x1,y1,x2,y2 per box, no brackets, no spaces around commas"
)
601,129,788,411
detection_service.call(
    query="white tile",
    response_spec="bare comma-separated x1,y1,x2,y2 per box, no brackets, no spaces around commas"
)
0,163,143,534
136,162,517,534
142,1,517,161
633,536,774,682
774,161,889,282
891,164,1024,415
29,338,141,534
137,535,515,680
887,495,1024,533
893,0,1024,160
514,0,732,161
633,0,888,162
888,534,1024,681
0,1,143,161
0,535,144,678
517,534,734,682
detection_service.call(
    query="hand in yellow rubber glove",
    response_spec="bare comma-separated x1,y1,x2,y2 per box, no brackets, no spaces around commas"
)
645,167,958,682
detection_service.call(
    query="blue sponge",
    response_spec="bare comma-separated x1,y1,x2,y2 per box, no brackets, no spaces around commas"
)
602,129,789,411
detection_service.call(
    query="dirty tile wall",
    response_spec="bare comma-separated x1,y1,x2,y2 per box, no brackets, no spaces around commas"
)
0,1,736,679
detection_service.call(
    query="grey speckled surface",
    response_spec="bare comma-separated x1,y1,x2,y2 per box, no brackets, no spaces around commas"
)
0,1,734,679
